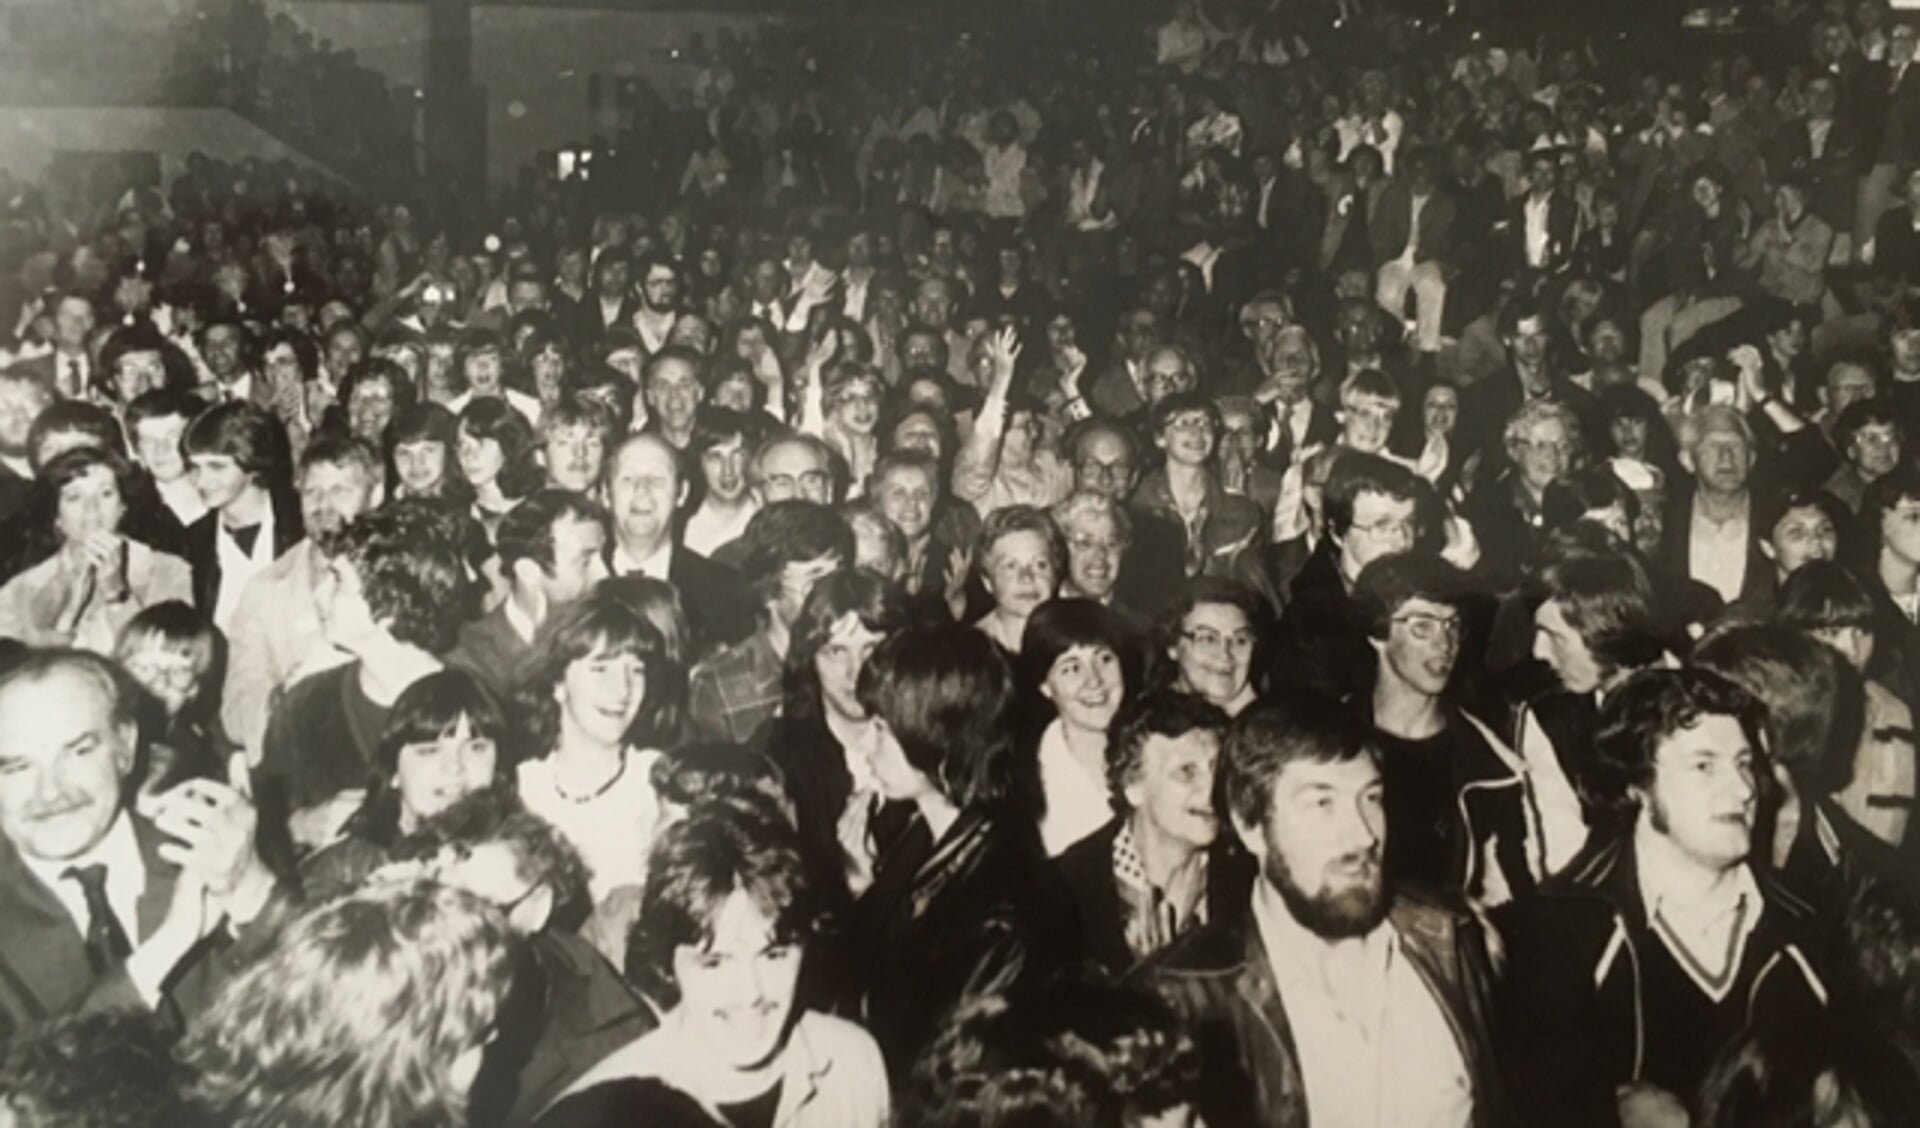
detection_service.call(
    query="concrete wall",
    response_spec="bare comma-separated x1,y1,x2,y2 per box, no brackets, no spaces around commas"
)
268,3,786,183
0,106,337,183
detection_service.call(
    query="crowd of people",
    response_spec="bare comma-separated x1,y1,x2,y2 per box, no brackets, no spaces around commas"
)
3,0,1920,1124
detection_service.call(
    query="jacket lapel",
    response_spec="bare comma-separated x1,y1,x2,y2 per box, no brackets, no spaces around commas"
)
0,836,95,1020
1232,922,1306,1122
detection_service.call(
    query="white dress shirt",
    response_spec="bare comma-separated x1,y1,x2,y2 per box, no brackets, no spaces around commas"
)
612,539,674,581
1252,884,1473,1128
22,811,146,946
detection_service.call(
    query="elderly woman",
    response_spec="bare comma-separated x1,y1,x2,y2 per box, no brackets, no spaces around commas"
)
1462,397,1585,588
182,881,516,1128
1050,690,1245,975
542,803,890,1127
0,447,191,653
1159,576,1264,717
1015,598,1135,856
850,623,1068,1077
973,505,1065,654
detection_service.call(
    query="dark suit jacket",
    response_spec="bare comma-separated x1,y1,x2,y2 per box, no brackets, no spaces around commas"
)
1880,61,1920,165
1087,361,1147,420
1655,487,1777,614
1505,190,1582,276
1369,182,1457,267
0,816,224,1042
0,461,29,530
1768,116,1865,231
183,489,305,619
667,545,754,660
448,602,535,700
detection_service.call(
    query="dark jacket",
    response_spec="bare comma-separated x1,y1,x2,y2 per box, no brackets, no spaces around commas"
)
0,816,231,1043
1053,817,1254,978
1271,540,1372,701
1138,885,1508,1128
1493,835,1830,1126
849,806,1071,1077
182,488,304,619
1132,469,1265,579
448,601,537,700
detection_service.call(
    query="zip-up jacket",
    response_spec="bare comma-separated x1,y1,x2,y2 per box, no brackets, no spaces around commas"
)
1491,836,1828,1126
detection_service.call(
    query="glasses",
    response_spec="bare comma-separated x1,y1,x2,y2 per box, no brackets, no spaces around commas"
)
1077,459,1133,482
1181,628,1256,656
1165,415,1215,435
1515,437,1572,458
1392,613,1462,643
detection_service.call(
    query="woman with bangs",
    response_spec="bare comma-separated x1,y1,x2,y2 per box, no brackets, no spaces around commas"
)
751,568,912,899
458,396,544,535
540,803,889,1128
300,667,513,897
515,591,683,906
1015,598,1136,857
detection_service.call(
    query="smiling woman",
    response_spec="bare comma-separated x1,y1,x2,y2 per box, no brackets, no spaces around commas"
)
541,802,889,1128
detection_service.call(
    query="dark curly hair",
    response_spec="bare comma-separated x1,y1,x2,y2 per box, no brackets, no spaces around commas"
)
328,498,473,654
1587,667,1770,818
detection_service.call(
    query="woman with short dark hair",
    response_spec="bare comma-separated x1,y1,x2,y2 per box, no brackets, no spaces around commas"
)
540,804,890,1128
0,446,192,652
300,668,513,897
848,622,1068,1077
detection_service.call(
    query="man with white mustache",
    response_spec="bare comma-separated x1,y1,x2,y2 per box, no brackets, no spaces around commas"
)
1142,698,1502,1128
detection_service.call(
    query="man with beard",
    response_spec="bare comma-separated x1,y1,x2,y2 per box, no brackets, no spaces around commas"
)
1141,696,1504,1128
1495,668,1830,1128
629,256,682,355
221,434,384,757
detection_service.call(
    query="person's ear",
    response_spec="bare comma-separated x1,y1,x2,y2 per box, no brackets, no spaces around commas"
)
1758,539,1777,561
1678,447,1697,476
1230,808,1266,862
112,723,139,782
1123,777,1146,810
675,478,690,510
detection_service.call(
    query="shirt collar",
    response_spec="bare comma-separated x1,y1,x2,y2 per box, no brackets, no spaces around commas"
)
1634,818,1760,925
20,810,143,904
613,539,674,580
1250,874,1393,991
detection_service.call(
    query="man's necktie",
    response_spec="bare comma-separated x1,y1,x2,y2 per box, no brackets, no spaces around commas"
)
62,356,82,399
64,864,131,973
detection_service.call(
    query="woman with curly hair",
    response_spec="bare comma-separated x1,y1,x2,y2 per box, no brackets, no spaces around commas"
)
181,880,517,1128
